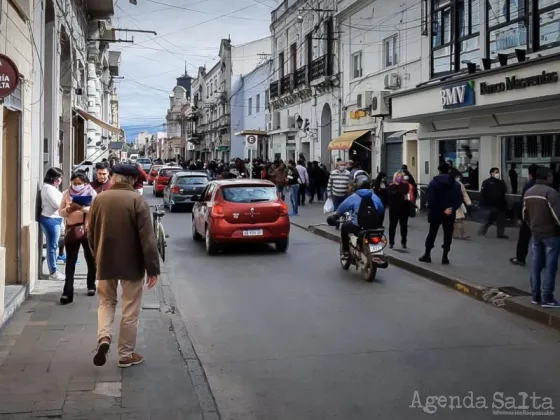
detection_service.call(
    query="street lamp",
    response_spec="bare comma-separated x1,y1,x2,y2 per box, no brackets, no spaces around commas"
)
296,115,303,130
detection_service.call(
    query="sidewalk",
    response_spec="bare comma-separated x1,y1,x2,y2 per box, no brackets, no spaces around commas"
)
0,258,213,419
290,201,560,330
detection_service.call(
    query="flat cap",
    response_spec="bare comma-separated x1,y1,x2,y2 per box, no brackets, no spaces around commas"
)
111,164,139,177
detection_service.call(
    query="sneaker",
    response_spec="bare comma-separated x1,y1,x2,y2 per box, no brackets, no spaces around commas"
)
531,298,541,305
509,257,526,267
87,289,96,297
541,300,560,308
118,353,144,368
93,339,111,367
57,254,66,264
49,271,65,281
419,254,431,263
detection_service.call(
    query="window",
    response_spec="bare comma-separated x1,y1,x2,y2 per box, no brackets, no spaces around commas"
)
248,98,252,116
256,94,261,113
439,139,480,190
384,35,398,67
535,0,560,50
431,0,480,76
177,176,209,186
206,85,209,98
278,52,285,79
487,0,528,57
221,186,277,203
352,51,363,79
210,81,213,96
290,43,297,73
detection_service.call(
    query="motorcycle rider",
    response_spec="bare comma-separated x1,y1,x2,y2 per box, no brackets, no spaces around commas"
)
328,175,384,257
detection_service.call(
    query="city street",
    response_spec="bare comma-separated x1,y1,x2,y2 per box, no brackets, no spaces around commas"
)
145,186,560,420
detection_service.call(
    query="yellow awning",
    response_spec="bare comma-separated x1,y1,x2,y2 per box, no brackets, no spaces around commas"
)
76,109,124,137
328,130,369,151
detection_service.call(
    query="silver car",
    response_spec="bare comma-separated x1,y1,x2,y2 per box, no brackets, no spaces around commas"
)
137,157,152,172
163,171,209,212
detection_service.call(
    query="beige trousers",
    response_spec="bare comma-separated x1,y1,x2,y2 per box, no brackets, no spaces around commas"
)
97,279,144,358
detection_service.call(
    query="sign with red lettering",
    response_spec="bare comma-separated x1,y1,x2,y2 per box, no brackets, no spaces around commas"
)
0,54,19,99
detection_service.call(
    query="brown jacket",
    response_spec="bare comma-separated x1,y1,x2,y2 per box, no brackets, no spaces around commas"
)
88,183,160,280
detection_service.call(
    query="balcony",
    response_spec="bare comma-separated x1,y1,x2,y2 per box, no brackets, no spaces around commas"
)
280,74,294,95
270,80,279,99
311,55,328,81
295,65,308,88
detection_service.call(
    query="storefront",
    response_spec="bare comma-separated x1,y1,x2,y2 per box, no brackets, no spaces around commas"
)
390,53,560,193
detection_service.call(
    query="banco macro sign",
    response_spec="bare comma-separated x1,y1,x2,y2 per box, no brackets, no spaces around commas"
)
480,71,559,95
441,80,476,109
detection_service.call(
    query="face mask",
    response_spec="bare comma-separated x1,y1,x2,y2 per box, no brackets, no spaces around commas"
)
395,176,403,183
73,184,85,191
493,173,500,179
404,176,409,181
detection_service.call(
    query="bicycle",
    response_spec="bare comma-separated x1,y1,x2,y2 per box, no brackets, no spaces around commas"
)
150,204,167,261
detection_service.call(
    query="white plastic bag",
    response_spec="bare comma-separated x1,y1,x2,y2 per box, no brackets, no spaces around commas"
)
323,198,334,214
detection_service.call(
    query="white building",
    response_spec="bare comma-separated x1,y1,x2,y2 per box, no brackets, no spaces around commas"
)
267,0,339,166
389,0,560,198
336,0,422,176
232,37,272,80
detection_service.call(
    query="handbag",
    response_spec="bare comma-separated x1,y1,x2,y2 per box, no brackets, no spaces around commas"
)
64,212,87,244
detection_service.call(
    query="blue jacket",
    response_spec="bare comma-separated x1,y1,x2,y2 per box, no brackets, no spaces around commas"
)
425,174,462,221
336,189,384,226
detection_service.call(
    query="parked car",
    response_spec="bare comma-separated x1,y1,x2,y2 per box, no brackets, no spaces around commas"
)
137,157,152,172
163,172,210,212
129,154,139,163
191,179,290,254
153,167,182,197
148,165,164,185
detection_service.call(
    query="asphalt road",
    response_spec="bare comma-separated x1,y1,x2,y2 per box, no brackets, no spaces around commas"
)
145,185,560,420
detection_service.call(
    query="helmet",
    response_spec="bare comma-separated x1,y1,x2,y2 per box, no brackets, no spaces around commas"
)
354,175,371,191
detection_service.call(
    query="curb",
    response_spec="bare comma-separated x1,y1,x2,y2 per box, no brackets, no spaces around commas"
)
292,220,560,332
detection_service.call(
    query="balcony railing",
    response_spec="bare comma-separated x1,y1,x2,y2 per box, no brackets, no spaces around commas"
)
311,55,328,81
295,65,308,88
270,80,279,99
280,74,294,95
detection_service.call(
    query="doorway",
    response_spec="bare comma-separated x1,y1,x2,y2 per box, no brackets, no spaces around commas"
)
1,108,22,284
320,104,332,167
301,142,310,161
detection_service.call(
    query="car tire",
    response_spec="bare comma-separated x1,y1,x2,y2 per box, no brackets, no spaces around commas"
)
205,226,218,255
192,217,202,241
275,239,289,253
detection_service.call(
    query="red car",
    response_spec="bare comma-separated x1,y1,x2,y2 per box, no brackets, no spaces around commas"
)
191,179,290,254
147,165,163,185
153,167,182,197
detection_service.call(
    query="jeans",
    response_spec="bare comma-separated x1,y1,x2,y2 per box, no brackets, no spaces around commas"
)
298,184,306,205
40,216,63,274
276,185,285,201
388,211,409,246
480,207,506,236
332,195,347,211
289,184,299,214
320,187,327,201
64,237,97,297
530,237,560,302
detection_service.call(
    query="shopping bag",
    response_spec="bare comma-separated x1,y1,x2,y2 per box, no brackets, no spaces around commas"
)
323,198,334,214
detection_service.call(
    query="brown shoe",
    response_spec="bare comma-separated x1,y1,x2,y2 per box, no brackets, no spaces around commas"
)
118,353,144,368
93,338,111,367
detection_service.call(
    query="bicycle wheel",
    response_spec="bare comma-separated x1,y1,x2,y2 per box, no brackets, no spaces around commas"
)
158,225,166,262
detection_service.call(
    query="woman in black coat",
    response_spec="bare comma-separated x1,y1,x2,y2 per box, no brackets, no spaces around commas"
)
387,171,413,249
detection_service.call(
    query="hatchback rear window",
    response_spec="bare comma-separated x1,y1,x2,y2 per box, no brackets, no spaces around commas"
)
221,186,277,203
138,159,151,164
177,176,208,186
160,169,181,177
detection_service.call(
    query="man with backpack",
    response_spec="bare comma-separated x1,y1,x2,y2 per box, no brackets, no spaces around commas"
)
331,175,384,257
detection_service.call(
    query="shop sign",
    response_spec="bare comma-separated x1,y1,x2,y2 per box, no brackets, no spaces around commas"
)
217,145,230,152
0,54,19,99
441,81,476,109
349,109,368,119
480,71,558,95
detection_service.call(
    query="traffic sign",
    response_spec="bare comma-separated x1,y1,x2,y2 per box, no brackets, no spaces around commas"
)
245,135,258,151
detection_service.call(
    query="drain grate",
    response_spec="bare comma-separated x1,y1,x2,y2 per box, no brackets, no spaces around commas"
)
498,287,531,297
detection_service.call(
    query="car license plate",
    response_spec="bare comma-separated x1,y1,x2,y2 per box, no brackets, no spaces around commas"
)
369,244,383,253
243,229,263,236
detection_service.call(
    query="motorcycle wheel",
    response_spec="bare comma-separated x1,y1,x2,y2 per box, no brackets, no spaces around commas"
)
362,258,377,282
339,243,351,270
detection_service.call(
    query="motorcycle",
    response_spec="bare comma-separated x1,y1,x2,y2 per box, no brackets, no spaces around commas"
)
332,212,389,282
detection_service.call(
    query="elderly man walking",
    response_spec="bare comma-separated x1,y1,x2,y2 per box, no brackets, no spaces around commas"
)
88,164,161,368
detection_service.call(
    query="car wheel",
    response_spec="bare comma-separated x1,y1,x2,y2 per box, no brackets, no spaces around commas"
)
192,217,202,241
205,226,218,255
275,239,289,253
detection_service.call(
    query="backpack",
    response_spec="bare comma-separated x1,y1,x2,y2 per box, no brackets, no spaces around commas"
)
357,195,382,230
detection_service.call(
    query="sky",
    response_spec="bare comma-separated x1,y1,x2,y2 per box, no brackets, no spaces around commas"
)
114,0,275,139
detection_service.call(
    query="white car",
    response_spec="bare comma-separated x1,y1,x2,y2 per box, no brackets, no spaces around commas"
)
137,157,152,171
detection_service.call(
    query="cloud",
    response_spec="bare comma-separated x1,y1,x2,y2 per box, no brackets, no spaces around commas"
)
114,0,273,136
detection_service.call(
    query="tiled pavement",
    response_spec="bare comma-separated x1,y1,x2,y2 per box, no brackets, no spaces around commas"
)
0,259,205,419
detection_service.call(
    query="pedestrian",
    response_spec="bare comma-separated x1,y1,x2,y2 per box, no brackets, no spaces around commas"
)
133,163,148,194
296,159,309,206
479,167,509,239
401,164,417,199
510,164,539,266
317,163,329,202
327,161,351,211
419,163,462,265
509,163,518,194
89,164,161,368
40,167,65,281
522,167,560,308
287,160,300,216
452,173,472,239
387,171,414,249
373,172,388,208
90,161,113,194
274,161,287,201
59,171,97,304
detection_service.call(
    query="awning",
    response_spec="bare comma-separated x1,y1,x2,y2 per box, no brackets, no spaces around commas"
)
386,129,417,143
234,129,268,136
75,109,124,137
328,130,370,151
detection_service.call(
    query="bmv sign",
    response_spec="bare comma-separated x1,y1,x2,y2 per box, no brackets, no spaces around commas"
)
441,81,475,109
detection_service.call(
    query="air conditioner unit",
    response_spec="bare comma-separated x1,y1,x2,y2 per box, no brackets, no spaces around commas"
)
272,111,281,130
356,91,373,109
266,121,273,132
370,91,391,117
286,115,295,129
384,73,401,90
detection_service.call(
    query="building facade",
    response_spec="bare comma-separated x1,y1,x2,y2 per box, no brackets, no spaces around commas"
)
231,60,272,159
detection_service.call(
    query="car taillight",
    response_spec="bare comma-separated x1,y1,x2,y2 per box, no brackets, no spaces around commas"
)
211,204,225,218
171,186,180,193
279,203,288,215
